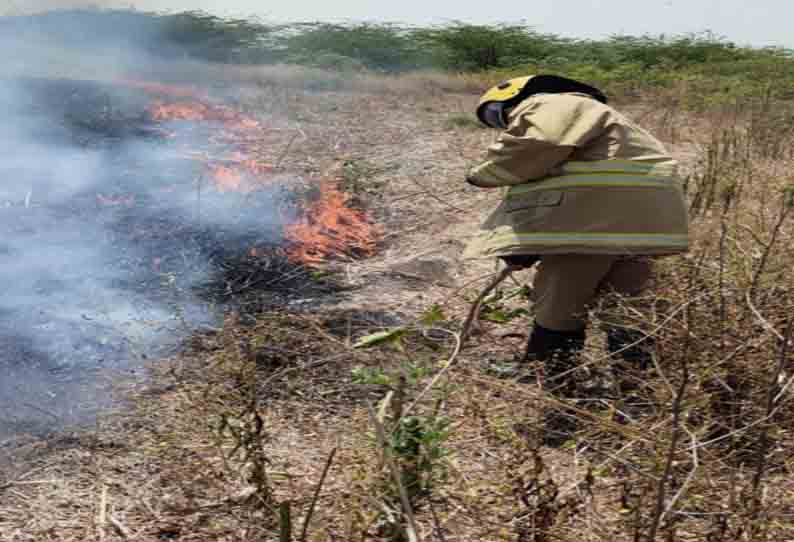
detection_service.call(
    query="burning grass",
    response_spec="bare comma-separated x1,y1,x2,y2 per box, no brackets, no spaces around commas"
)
284,179,384,265
135,76,384,261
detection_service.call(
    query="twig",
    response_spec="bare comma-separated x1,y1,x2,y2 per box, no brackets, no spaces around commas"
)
276,131,301,169
660,425,699,525
745,291,785,341
401,328,460,420
647,258,698,541
460,264,521,344
405,176,469,214
259,352,349,389
647,361,688,542
109,514,133,540
748,194,792,302
749,314,794,524
280,501,293,542
429,500,448,542
366,402,420,542
299,447,338,542
98,485,108,542
399,263,520,420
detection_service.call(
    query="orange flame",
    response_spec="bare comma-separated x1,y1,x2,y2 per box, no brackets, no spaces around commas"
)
116,79,208,100
284,179,382,265
149,101,211,121
123,78,381,265
144,95,271,193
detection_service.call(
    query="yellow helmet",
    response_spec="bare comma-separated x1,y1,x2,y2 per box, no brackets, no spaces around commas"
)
476,74,608,129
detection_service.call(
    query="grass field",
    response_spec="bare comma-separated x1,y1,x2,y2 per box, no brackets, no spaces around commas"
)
2,9,794,542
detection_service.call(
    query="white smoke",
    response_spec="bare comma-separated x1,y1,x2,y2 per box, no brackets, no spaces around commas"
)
0,12,286,438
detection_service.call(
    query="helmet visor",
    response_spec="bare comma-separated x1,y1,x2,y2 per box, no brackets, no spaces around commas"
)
481,102,507,129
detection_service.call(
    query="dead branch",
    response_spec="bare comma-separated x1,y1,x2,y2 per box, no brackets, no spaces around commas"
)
299,447,338,542
647,359,689,542
109,514,133,540
460,263,522,344
749,314,794,525
366,402,421,542
748,193,792,302
400,263,520,421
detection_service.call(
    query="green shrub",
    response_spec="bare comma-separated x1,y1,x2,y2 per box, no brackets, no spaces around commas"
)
6,9,794,107
414,22,566,72
279,22,426,72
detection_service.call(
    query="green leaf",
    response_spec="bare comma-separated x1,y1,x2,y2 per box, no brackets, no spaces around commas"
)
351,366,393,386
421,304,446,326
353,327,408,349
480,307,530,324
480,310,510,323
501,285,533,301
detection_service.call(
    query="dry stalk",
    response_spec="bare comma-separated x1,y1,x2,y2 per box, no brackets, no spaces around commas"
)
660,425,699,523
276,130,303,169
429,500,448,542
405,176,468,214
280,501,293,542
300,447,338,542
646,361,689,542
366,401,421,542
748,314,794,529
98,485,108,542
459,263,523,344
748,192,792,303
109,514,133,540
401,263,520,421
647,250,701,541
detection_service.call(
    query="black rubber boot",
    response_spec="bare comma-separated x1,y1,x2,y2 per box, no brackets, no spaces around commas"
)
606,327,655,421
606,327,654,371
522,324,586,446
500,255,540,269
523,324,586,395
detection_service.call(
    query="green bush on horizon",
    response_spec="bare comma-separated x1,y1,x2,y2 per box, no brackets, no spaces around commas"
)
4,8,794,104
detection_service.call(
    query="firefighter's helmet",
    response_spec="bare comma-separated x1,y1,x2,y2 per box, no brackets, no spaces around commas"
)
476,74,608,129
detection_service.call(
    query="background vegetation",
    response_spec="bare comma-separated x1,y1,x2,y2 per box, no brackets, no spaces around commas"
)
4,8,794,104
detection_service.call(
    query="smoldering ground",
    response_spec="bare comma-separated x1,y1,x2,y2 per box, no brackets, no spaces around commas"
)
0,18,295,438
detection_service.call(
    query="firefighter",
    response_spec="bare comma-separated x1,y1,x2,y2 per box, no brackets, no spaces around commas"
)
463,74,690,394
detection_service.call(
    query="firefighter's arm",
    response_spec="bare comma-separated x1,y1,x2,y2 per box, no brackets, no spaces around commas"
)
465,137,573,188
466,95,608,188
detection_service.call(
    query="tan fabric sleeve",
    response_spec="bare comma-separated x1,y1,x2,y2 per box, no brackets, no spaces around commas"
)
466,93,611,188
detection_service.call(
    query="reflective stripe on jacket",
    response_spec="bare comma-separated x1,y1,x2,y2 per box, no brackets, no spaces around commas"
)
463,93,690,259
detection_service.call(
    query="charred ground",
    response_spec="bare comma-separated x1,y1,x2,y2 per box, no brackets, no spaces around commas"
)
0,76,351,439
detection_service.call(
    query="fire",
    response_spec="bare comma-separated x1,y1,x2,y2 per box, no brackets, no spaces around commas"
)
284,179,382,265
116,79,208,100
125,79,382,265
149,100,262,131
149,101,211,121
210,165,246,193
143,92,270,193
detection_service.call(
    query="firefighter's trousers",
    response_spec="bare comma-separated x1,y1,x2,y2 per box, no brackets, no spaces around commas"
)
530,255,654,332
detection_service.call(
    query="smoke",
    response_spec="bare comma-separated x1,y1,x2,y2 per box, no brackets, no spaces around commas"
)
0,11,286,438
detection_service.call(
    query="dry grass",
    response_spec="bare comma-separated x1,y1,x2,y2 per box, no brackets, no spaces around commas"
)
3,67,794,541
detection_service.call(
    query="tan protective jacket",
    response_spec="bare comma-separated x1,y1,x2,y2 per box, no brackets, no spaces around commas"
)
463,92,689,259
